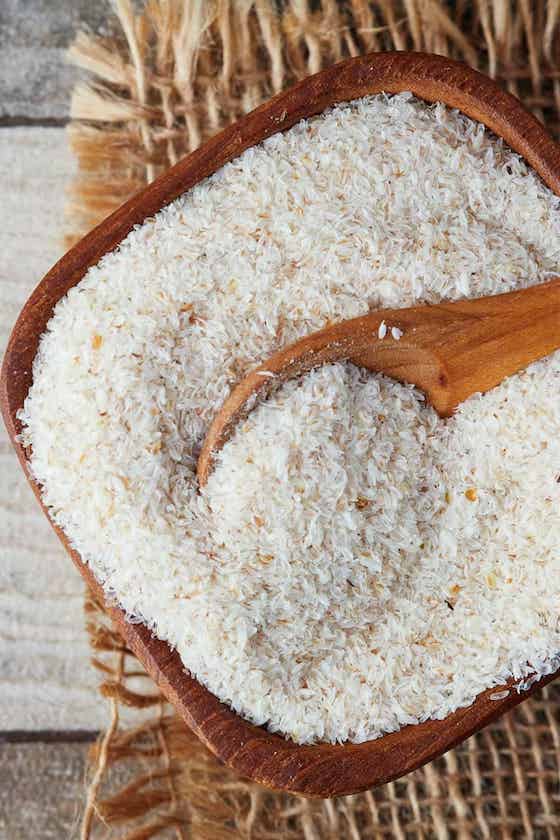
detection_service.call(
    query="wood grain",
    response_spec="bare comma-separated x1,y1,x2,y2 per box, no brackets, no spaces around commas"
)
0,127,108,731
0,740,132,840
0,742,89,839
198,279,560,484
3,52,560,797
0,0,107,121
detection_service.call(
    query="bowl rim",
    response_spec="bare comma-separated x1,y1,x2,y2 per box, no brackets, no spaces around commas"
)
2,50,560,798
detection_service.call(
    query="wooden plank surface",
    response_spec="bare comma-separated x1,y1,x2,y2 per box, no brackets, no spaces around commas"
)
0,740,136,840
0,0,109,121
0,742,90,838
0,127,109,731
0,3,147,834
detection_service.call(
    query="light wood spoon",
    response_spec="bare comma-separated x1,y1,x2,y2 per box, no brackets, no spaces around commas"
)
198,278,560,485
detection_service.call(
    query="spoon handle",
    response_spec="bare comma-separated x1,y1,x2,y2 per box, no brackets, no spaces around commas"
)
351,277,560,417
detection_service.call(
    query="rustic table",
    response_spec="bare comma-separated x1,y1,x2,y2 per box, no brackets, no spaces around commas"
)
0,2,114,836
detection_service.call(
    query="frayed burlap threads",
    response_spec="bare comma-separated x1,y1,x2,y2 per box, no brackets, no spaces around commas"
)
72,2,560,837
82,589,560,839
66,0,560,246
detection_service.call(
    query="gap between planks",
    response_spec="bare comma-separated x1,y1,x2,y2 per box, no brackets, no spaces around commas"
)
0,730,99,744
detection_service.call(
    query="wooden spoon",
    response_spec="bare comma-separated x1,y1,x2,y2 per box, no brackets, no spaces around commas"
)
198,278,560,485
4,52,560,798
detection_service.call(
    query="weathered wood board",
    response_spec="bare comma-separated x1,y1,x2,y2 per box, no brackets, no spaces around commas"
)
0,127,109,731
0,0,109,121
0,742,90,839
0,740,137,840
0,3,135,834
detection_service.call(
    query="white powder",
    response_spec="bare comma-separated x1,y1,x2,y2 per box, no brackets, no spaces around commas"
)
19,94,560,744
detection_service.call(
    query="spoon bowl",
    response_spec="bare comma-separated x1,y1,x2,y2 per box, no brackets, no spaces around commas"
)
2,52,560,797
198,279,560,484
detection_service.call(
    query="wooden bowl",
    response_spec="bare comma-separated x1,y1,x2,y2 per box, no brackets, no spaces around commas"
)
2,52,560,798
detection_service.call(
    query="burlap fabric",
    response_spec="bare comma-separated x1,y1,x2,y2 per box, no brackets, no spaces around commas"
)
72,3,560,838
